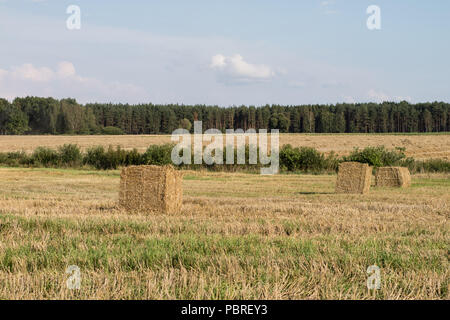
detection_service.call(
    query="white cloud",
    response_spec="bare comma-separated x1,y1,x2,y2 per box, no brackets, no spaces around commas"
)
320,0,338,15
210,54,227,68
368,89,390,103
0,68,7,80
57,61,76,78
341,95,355,103
11,63,54,82
6,61,77,82
0,62,149,103
210,54,275,84
368,89,411,103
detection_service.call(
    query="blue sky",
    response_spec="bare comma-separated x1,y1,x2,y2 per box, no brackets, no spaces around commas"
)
0,0,449,105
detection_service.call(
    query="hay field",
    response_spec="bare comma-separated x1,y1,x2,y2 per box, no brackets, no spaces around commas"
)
0,167,448,299
0,133,449,160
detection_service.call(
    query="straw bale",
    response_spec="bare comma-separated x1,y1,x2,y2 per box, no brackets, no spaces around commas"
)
335,162,372,194
375,167,411,188
119,165,183,214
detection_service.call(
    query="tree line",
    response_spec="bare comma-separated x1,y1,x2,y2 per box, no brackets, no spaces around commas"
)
0,96,449,134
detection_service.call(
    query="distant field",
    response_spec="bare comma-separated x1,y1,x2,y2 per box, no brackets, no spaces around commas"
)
0,133,449,160
0,168,448,299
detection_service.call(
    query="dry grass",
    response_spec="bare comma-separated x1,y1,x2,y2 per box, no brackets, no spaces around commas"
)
0,167,448,299
0,133,449,160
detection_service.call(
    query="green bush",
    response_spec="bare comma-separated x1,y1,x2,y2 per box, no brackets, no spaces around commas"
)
58,144,82,167
297,147,326,173
84,146,107,169
32,147,59,167
279,145,301,171
0,143,449,174
343,146,407,167
125,148,143,166
84,145,145,169
143,144,174,165
217,145,262,172
0,151,33,167
324,151,341,172
280,145,327,173
408,159,450,173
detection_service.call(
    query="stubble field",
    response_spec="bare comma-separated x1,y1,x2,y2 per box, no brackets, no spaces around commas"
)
0,133,449,160
0,167,448,299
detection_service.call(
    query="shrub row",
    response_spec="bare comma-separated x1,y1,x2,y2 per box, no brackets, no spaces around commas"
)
0,144,448,173
343,146,408,167
279,145,340,173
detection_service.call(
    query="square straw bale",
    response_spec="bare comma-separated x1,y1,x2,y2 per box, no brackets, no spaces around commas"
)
375,167,411,188
119,165,183,214
335,162,372,194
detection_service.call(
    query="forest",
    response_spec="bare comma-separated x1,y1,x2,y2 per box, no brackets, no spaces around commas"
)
0,96,448,135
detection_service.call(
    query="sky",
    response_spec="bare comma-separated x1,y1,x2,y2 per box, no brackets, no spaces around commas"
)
0,0,449,105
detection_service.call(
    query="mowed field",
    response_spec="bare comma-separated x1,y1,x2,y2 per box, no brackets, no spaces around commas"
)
0,167,448,299
1,133,449,160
